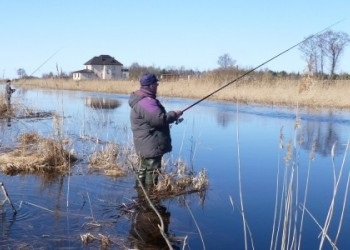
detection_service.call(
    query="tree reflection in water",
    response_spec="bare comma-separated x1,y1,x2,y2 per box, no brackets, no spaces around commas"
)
84,97,121,110
299,111,341,157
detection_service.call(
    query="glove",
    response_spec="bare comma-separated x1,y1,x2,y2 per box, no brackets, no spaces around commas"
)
175,110,183,118
166,110,183,124
174,110,184,124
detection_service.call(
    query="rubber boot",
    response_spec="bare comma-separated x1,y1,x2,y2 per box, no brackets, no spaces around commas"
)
142,156,162,186
137,163,147,186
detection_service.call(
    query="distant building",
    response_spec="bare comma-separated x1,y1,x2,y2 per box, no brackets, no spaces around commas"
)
72,55,129,81
122,68,130,79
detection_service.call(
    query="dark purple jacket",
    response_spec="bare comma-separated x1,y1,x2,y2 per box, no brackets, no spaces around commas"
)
128,88,178,158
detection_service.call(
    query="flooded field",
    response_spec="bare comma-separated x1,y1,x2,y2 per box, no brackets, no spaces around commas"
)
1,86,350,249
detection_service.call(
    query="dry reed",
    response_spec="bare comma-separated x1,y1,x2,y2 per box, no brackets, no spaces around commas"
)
80,233,112,248
234,102,254,250
0,132,76,175
15,77,350,110
0,101,8,117
88,143,126,177
269,113,350,249
319,139,349,249
155,159,208,196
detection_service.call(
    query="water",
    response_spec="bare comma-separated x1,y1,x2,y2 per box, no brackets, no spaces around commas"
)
1,87,350,249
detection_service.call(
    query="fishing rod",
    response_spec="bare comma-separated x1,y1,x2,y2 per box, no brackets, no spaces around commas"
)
10,47,63,84
4,47,63,125
28,47,64,78
181,20,344,113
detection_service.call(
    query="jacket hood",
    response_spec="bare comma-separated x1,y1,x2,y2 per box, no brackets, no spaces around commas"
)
128,89,156,108
129,91,144,108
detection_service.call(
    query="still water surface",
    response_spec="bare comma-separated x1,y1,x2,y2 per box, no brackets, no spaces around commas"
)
1,87,350,249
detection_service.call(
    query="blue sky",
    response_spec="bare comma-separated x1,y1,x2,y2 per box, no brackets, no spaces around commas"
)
1,0,349,79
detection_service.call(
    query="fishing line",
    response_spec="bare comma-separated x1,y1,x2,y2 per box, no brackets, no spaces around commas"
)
181,19,345,113
4,47,64,124
28,47,64,78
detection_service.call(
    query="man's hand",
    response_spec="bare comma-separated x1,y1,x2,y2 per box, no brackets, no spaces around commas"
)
175,110,183,118
174,110,184,124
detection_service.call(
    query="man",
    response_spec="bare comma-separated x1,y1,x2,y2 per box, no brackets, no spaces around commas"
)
5,79,15,109
128,73,183,187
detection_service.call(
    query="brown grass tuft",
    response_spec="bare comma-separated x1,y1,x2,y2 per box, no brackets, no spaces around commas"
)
80,233,112,248
0,103,8,116
0,132,76,175
88,143,126,177
155,159,208,195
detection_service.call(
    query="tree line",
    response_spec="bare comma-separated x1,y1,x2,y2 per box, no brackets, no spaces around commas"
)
217,29,350,80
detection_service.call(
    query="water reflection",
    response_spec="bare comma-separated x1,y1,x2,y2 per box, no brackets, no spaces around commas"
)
0,211,17,241
213,104,348,157
85,97,121,110
216,111,234,127
298,110,344,156
299,119,340,156
129,188,178,250
6,117,11,127
1,182,18,246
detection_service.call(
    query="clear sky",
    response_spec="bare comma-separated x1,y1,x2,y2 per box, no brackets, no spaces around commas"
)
1,0,349,79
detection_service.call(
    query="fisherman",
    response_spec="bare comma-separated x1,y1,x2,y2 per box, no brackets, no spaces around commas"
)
128,73,183,188
5,79,15,109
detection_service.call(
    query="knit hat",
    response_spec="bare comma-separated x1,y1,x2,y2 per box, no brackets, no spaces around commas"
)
140,73,159,86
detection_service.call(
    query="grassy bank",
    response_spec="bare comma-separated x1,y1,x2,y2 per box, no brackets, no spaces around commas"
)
13,77,350,110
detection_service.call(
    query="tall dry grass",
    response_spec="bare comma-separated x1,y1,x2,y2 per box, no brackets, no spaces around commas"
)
268,111,350,249
15,77,350,109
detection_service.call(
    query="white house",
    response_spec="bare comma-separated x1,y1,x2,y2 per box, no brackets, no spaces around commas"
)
72,55,128,80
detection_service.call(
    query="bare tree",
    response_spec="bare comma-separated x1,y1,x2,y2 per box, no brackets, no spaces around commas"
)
128,62,161,80
316,34,327,76
217,53,236,69
322,30,350,77
299,30,350,78
299,35,319,74
17,68,27,78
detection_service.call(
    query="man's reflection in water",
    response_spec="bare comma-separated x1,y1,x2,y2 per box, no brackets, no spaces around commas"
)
7,117,11,127
129,187,178,250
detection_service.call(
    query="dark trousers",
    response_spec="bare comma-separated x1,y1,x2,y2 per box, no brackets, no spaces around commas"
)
137,156,162,186
6,97,11,109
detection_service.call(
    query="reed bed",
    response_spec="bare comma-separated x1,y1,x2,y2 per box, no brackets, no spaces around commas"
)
15,77,350,109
